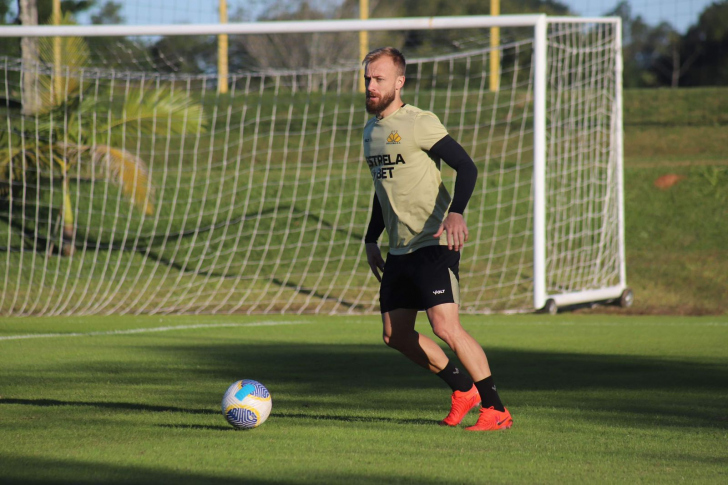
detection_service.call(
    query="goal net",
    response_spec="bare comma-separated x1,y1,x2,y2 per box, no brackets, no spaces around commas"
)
0,15,625,315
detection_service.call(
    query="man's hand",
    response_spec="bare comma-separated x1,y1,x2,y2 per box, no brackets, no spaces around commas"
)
434,212,468,251
365,243,385,282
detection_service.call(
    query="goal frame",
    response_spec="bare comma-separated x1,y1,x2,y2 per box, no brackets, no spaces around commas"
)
0,14,627,313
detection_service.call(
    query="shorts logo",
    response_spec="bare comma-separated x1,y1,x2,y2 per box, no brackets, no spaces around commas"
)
432,289,446,295
386,131,401,144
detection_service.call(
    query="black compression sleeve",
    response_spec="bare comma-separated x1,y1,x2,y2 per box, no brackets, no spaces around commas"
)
364,193,385,244
429,135,478,214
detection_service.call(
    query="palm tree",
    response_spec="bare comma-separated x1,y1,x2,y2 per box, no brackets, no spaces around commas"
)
0,13,206,255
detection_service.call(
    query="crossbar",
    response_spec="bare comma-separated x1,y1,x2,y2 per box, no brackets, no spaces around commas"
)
0,15,548,38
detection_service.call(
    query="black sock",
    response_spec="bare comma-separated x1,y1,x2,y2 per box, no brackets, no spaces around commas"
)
436,361,473,393
474,376,505,412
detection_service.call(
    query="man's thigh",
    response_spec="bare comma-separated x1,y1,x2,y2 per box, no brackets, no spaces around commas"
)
382,308,419,339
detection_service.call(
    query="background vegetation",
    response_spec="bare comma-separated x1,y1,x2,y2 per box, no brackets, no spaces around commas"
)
2,0,728,87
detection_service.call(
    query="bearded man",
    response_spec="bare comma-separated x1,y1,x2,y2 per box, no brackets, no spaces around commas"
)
361,47,513,431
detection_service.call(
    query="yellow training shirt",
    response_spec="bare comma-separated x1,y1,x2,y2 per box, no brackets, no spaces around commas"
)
363,104,451,255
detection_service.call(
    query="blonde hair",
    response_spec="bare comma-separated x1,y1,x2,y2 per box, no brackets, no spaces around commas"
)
362,47,406,76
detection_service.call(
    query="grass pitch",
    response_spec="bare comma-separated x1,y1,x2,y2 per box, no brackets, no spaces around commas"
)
1,314,726,484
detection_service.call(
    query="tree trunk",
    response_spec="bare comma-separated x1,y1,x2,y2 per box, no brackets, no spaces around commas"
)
672,45,680,88
18,0,41,115
61,180,75,257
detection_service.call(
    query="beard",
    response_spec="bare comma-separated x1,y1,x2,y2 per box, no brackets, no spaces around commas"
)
366,89,396,115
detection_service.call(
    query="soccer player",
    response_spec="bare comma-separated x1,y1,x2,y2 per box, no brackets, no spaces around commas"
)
361,47,512,431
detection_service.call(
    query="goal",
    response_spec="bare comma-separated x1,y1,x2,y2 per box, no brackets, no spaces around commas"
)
0,15,627,315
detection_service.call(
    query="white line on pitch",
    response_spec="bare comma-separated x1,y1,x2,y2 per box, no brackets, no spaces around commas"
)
0,320,312,341
463,320,728,326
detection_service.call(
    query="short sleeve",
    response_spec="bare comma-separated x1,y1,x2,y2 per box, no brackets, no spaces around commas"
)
414,112,449,151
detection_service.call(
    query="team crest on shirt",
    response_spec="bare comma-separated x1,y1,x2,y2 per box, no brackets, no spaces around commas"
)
386,131,402,144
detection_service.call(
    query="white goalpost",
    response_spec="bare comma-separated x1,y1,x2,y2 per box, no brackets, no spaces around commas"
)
0,15,629,316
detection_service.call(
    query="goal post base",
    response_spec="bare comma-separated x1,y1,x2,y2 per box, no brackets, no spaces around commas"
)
536,285,629,314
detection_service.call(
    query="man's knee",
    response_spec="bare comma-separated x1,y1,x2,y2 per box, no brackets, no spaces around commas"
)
431,319,467,348
383,330,412,351
382,331,400,349
431,323,453,345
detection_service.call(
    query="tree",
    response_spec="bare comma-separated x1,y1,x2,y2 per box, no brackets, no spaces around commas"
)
148,35,219,74
360,0,572,56
231,0,358,72
17,0,39,114
1,13,206,255
90,0,121,24
679,0,728,86
35,0,97,21
647,22,699,88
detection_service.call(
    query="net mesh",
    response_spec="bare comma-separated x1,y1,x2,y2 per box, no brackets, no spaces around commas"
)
0,20,622,315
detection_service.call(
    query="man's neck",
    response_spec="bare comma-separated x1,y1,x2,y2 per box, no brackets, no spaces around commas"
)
377,99,404,119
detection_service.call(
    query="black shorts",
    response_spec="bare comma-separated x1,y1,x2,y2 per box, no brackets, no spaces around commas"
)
379,245,461,313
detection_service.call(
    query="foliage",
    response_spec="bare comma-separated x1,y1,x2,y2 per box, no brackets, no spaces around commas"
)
608,0,728,88
90,0,122,24
1,84,206,215
1,9,206,251
149,35,219,74
678,0,728,86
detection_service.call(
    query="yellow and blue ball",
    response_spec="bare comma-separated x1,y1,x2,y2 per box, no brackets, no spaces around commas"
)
221,379,272,429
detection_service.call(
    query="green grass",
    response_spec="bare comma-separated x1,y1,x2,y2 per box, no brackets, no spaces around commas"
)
616,87,728,315
1,314,727,484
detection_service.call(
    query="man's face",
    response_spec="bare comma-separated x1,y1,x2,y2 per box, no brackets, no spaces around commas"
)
364,57,403,115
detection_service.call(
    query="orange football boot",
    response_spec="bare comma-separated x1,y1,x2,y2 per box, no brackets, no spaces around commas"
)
439,385,481,427
465,406,513,431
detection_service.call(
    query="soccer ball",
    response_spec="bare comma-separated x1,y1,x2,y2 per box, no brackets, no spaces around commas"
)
221,379,272,429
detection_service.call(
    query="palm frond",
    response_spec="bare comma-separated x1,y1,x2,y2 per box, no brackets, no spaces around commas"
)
93,145,155,216
100,87,207,139
64,144,155,215
33,13,90,112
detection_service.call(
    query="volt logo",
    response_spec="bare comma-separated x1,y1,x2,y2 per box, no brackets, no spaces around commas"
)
432,289,446,295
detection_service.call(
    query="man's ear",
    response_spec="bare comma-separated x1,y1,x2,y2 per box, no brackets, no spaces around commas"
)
397,76,405,89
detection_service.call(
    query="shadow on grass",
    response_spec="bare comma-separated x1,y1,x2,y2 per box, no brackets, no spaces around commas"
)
157,413,438,430
2,343,727,431
148,342,728,429
0,455,444,485
0,397,439,428
0,398,216,415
